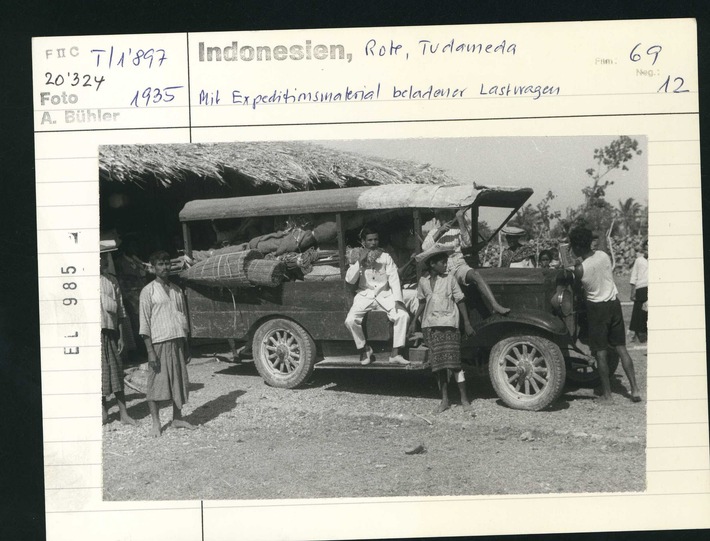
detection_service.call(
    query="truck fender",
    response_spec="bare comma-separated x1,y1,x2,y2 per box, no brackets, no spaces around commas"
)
471,309,568,347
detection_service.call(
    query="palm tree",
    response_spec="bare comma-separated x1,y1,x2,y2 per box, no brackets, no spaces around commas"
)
617,197,642,235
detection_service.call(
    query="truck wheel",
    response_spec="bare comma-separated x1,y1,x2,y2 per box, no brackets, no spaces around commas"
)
488,335,566,411
565,348,620,388
252,318,316,389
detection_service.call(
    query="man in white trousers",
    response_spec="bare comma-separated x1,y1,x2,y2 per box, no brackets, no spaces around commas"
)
345,227,410,366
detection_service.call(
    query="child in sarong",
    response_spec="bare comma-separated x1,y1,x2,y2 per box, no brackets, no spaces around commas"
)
409,246,475,414
100,251,136,426
140,251,196,437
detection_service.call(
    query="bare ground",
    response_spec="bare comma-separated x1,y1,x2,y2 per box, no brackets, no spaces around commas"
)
103,343,647,501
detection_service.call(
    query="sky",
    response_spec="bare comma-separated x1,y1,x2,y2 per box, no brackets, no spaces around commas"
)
317,136,648,216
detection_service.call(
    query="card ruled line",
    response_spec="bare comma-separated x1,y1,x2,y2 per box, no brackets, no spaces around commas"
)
33,110,699,135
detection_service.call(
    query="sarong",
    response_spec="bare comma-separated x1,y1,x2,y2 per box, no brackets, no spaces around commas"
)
423,327,461,372
146,338,190,407
101,329,124,397
629,286,648,335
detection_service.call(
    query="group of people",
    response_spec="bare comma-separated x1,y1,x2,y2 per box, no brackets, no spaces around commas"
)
100,210,646,430
341,214,645,412
101,246,196,437
342,210,511,414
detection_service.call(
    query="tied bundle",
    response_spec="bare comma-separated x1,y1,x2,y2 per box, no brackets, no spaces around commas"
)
246,259,289,287
179,250,262,287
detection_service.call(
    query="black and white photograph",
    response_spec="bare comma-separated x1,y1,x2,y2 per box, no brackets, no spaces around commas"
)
98,136,649,501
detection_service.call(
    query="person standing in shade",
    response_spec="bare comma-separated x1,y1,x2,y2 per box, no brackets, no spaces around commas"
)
345,227,410,366
140,250,196,437
409,246,475,414
100,248,137,426
569,227,641,403
500,226,536,268
629,240,648,344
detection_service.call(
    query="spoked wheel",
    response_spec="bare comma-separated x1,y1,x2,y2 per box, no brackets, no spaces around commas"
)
252,318,316,388
489,335,566,411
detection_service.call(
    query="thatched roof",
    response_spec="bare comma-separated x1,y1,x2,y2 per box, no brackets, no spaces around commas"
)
99,142,458,190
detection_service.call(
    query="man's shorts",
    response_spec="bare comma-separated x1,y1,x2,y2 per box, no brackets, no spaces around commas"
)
449,258,473,286
585,298,626,353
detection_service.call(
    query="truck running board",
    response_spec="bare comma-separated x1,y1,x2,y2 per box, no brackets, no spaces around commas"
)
315,354,429,370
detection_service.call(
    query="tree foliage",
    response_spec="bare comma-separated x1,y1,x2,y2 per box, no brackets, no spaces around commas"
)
583,136,642,205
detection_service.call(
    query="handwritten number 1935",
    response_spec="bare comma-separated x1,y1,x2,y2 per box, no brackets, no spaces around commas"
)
129,85,183,108
630,43,662,65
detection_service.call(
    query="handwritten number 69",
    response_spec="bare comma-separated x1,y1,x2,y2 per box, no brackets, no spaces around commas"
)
630,43,662,66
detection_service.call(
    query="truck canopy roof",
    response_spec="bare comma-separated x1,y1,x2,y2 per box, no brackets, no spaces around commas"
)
179,183,533,222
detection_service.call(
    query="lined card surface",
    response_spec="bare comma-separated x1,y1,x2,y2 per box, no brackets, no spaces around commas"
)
33,19,708,540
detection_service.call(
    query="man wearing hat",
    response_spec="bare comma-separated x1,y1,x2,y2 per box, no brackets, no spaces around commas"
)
409,245,475,414
422,209,509,315
501,226,536,268
100,239,137,426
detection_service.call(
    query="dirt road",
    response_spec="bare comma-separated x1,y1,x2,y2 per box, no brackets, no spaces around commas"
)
104,343,647,501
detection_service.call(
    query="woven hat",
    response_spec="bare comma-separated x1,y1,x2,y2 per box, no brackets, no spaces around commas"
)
415,245,453,265
502,226,526,236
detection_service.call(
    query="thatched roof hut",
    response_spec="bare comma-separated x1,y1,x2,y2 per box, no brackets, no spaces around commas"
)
99,141,458,190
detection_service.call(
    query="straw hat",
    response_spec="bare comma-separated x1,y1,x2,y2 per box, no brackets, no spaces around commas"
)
415,245,453,265
502,226,526,237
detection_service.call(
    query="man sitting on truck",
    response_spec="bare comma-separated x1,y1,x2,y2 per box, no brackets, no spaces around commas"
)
422,209,510,315
344,227,410,366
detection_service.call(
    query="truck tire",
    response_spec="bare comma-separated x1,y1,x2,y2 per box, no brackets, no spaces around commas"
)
252,318,316,389
565,348,620,388
488,335,566,411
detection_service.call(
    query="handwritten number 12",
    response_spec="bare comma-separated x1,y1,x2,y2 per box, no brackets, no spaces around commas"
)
658,76,689,94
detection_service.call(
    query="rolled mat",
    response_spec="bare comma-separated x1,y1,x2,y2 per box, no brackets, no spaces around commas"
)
179,250,262,287
246,258,289,287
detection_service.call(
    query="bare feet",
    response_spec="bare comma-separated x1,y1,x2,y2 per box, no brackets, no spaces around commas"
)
434,402,450,414
462,403,475,416
172,419,197,430
631,393,642,403
150,423,162,438
120,415,138,426
493,304,511,315
597,395,614,405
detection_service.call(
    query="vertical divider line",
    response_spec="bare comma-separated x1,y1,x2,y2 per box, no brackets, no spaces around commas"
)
201,500,205,541
186,32,193,143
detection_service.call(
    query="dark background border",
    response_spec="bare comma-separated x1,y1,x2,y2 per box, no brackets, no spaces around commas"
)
1,1,708,540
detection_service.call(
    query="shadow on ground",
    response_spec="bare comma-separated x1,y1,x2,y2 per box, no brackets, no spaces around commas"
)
185,389,246,425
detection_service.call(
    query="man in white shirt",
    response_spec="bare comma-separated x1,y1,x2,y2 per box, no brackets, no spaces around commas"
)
629,240,648,343
569,227,641,403
345,227,410,366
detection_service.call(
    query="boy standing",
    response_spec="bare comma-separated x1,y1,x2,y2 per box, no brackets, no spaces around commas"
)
409,246,475,414
569,227,641,403
140,251,196,437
